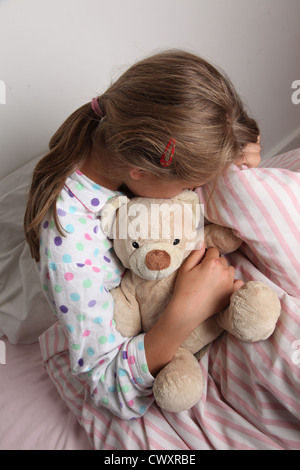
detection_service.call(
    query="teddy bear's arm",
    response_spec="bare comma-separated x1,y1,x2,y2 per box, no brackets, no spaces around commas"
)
111,271,142,338
204,223,243,254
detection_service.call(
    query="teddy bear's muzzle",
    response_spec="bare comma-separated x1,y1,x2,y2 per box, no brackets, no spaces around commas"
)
145,250,171,271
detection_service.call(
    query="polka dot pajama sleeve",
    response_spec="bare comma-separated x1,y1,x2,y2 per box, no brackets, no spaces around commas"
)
38,171,155,419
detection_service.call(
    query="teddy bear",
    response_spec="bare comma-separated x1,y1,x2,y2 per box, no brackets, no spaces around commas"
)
101,191,281,413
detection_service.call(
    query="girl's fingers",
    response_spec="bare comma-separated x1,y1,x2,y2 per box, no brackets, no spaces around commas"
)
202,247,220,259
233,279,244,291
219,256,229,267
228,265,236,278
182,245,206,270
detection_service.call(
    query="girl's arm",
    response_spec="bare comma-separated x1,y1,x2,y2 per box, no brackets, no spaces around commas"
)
42,257,155,420
145,246,240,376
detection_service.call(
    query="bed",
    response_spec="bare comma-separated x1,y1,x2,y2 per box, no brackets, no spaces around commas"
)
0,149,299,450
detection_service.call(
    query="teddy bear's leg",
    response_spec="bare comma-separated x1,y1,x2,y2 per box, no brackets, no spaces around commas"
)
216,281,281,342
182,316,223,354
153,347,204,413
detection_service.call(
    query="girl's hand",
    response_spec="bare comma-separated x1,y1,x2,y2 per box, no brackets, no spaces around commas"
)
144,246,243,376
171,246,242,329
236,136,261,168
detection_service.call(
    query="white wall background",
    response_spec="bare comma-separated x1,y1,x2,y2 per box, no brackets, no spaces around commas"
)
0,0,299,179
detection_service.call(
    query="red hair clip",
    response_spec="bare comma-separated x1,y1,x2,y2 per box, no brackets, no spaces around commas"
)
160,138,176,167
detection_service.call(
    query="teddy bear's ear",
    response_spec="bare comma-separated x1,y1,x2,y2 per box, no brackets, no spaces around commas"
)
100,195,129,239
173,190,203,228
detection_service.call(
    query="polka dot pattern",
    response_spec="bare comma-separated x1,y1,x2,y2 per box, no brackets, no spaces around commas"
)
39,170,154,419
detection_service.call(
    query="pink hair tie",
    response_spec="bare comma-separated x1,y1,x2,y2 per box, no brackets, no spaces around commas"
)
91,97,104,119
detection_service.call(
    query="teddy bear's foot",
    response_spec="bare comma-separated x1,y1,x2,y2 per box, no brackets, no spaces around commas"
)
153,348,204,413
216,281,281,342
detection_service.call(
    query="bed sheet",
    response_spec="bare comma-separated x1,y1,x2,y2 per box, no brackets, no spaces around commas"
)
0,337,93,450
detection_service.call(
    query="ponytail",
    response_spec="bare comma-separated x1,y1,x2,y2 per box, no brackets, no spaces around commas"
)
24,102,98,261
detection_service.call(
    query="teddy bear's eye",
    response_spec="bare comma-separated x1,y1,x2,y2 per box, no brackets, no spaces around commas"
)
132,241,139,249
173,239,180,245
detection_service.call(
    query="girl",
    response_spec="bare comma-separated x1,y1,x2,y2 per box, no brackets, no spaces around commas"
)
24,50,261,419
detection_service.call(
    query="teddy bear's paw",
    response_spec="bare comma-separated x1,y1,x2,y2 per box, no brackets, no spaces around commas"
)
114,319,141,339
217,281,281,342
204,224,243,254
153,348,204,413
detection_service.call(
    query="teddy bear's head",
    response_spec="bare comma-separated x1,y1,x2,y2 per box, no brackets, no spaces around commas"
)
101,191,203,281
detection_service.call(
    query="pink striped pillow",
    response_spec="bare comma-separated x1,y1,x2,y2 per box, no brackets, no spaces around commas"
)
196,149,300,298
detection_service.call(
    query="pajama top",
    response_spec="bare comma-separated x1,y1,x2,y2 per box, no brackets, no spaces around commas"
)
38,169,155,419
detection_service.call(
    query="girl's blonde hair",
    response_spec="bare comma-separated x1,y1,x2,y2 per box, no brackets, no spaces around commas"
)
24,50,259,261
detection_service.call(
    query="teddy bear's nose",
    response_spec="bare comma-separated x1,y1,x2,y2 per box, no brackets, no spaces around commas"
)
145,250,171,271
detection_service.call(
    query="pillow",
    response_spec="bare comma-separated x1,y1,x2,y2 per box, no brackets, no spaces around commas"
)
0,156,56,344
196,148,300,298
262,147,300,171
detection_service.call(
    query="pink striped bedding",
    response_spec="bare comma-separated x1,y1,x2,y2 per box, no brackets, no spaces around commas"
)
38,148,300,450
